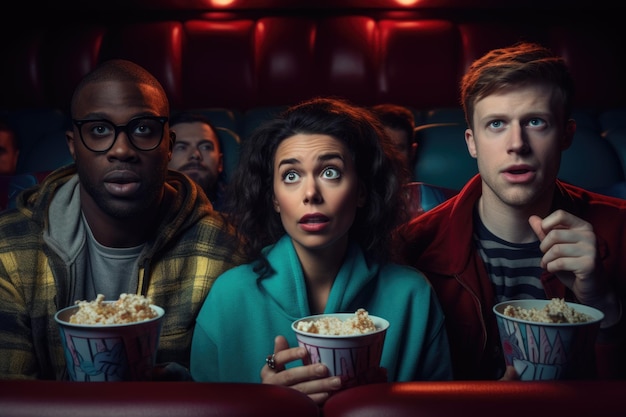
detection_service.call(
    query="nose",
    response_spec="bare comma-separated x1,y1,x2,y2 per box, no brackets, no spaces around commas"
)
107,131,138,160
190,147,202,160
303,179,323,204
507,123,530,154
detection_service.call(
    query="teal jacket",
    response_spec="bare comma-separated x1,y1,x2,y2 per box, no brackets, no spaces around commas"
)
0,165,244,379
191,234,453,382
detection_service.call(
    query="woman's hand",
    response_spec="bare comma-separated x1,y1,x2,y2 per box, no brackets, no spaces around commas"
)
260,335,344,405
499,365,519,380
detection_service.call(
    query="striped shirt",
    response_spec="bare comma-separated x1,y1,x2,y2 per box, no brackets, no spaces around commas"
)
474,213,545,302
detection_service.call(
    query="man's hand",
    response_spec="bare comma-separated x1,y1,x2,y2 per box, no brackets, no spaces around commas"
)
528,209,597,297
529,210,620,327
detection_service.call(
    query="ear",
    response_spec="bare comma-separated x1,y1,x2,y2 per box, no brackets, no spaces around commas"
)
66,130,77,161
168,131,175,159
465,128,477,159
217,153,224,174
273,195,280,213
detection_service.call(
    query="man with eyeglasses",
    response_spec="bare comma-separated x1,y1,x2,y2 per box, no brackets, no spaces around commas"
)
0,59,245,380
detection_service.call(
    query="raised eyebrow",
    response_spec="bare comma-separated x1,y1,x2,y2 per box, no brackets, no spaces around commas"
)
277,157,300,168
318,152,345,163
277,153,344,167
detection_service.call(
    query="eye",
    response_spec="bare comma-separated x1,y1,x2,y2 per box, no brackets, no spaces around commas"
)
199,143,214,152
85,122,114,137
130,118,162,138
527,118,546,128
488,120,503,129
283,170,300,183
322,167,340,180
133,123,153,136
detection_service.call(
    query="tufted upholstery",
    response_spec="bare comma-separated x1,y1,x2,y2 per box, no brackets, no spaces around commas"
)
1,13,624,112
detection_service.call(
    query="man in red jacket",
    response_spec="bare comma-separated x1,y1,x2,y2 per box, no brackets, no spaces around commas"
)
396,41,626,380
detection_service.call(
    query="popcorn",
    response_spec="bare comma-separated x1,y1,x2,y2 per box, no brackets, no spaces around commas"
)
69,293,158,325
503,298,593,324
296,308,377,335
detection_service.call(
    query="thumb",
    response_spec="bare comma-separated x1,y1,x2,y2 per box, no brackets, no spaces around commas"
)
500,365,520,381
528,215,546,241
273,335,290,353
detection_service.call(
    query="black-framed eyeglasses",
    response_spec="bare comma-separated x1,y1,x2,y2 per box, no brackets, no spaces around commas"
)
72,116,169,152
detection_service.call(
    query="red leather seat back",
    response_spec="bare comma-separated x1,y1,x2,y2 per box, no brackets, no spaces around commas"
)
323,381,624,417
378,19,459,108
458,22,549,75
99,21,184,109
549,24,626,109
1,14,624,113
40,25,107,115
183,19,257,109
314,16,378,105
255,17,317,107
0,26,47,109
0,380,320,417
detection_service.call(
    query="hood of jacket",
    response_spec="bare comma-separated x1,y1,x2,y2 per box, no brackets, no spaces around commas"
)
15,164,214,265
258,234,380,320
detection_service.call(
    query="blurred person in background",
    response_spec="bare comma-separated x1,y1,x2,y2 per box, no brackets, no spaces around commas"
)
0,117,19,176
168,112,226,210
371,103,417,178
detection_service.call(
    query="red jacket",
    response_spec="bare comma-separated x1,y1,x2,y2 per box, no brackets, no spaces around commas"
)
397,175,626,380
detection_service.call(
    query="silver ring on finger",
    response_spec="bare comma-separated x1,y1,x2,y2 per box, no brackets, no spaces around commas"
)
265,353,277,370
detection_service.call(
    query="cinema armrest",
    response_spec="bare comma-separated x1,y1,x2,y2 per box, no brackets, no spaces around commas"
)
323,380,624,417
0,380,320,417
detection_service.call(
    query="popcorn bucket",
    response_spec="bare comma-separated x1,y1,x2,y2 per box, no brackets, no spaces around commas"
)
493,300,603,380
55,303,164,381
292,313,389,388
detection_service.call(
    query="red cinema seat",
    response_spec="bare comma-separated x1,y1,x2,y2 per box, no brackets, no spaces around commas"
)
549,24,626,109
40,24,107,113
98,21,184,109
377,19,459,108
183,19,257,110
254,16,317,107
313,16,378,106
323,380,624,417
0,380,320,417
